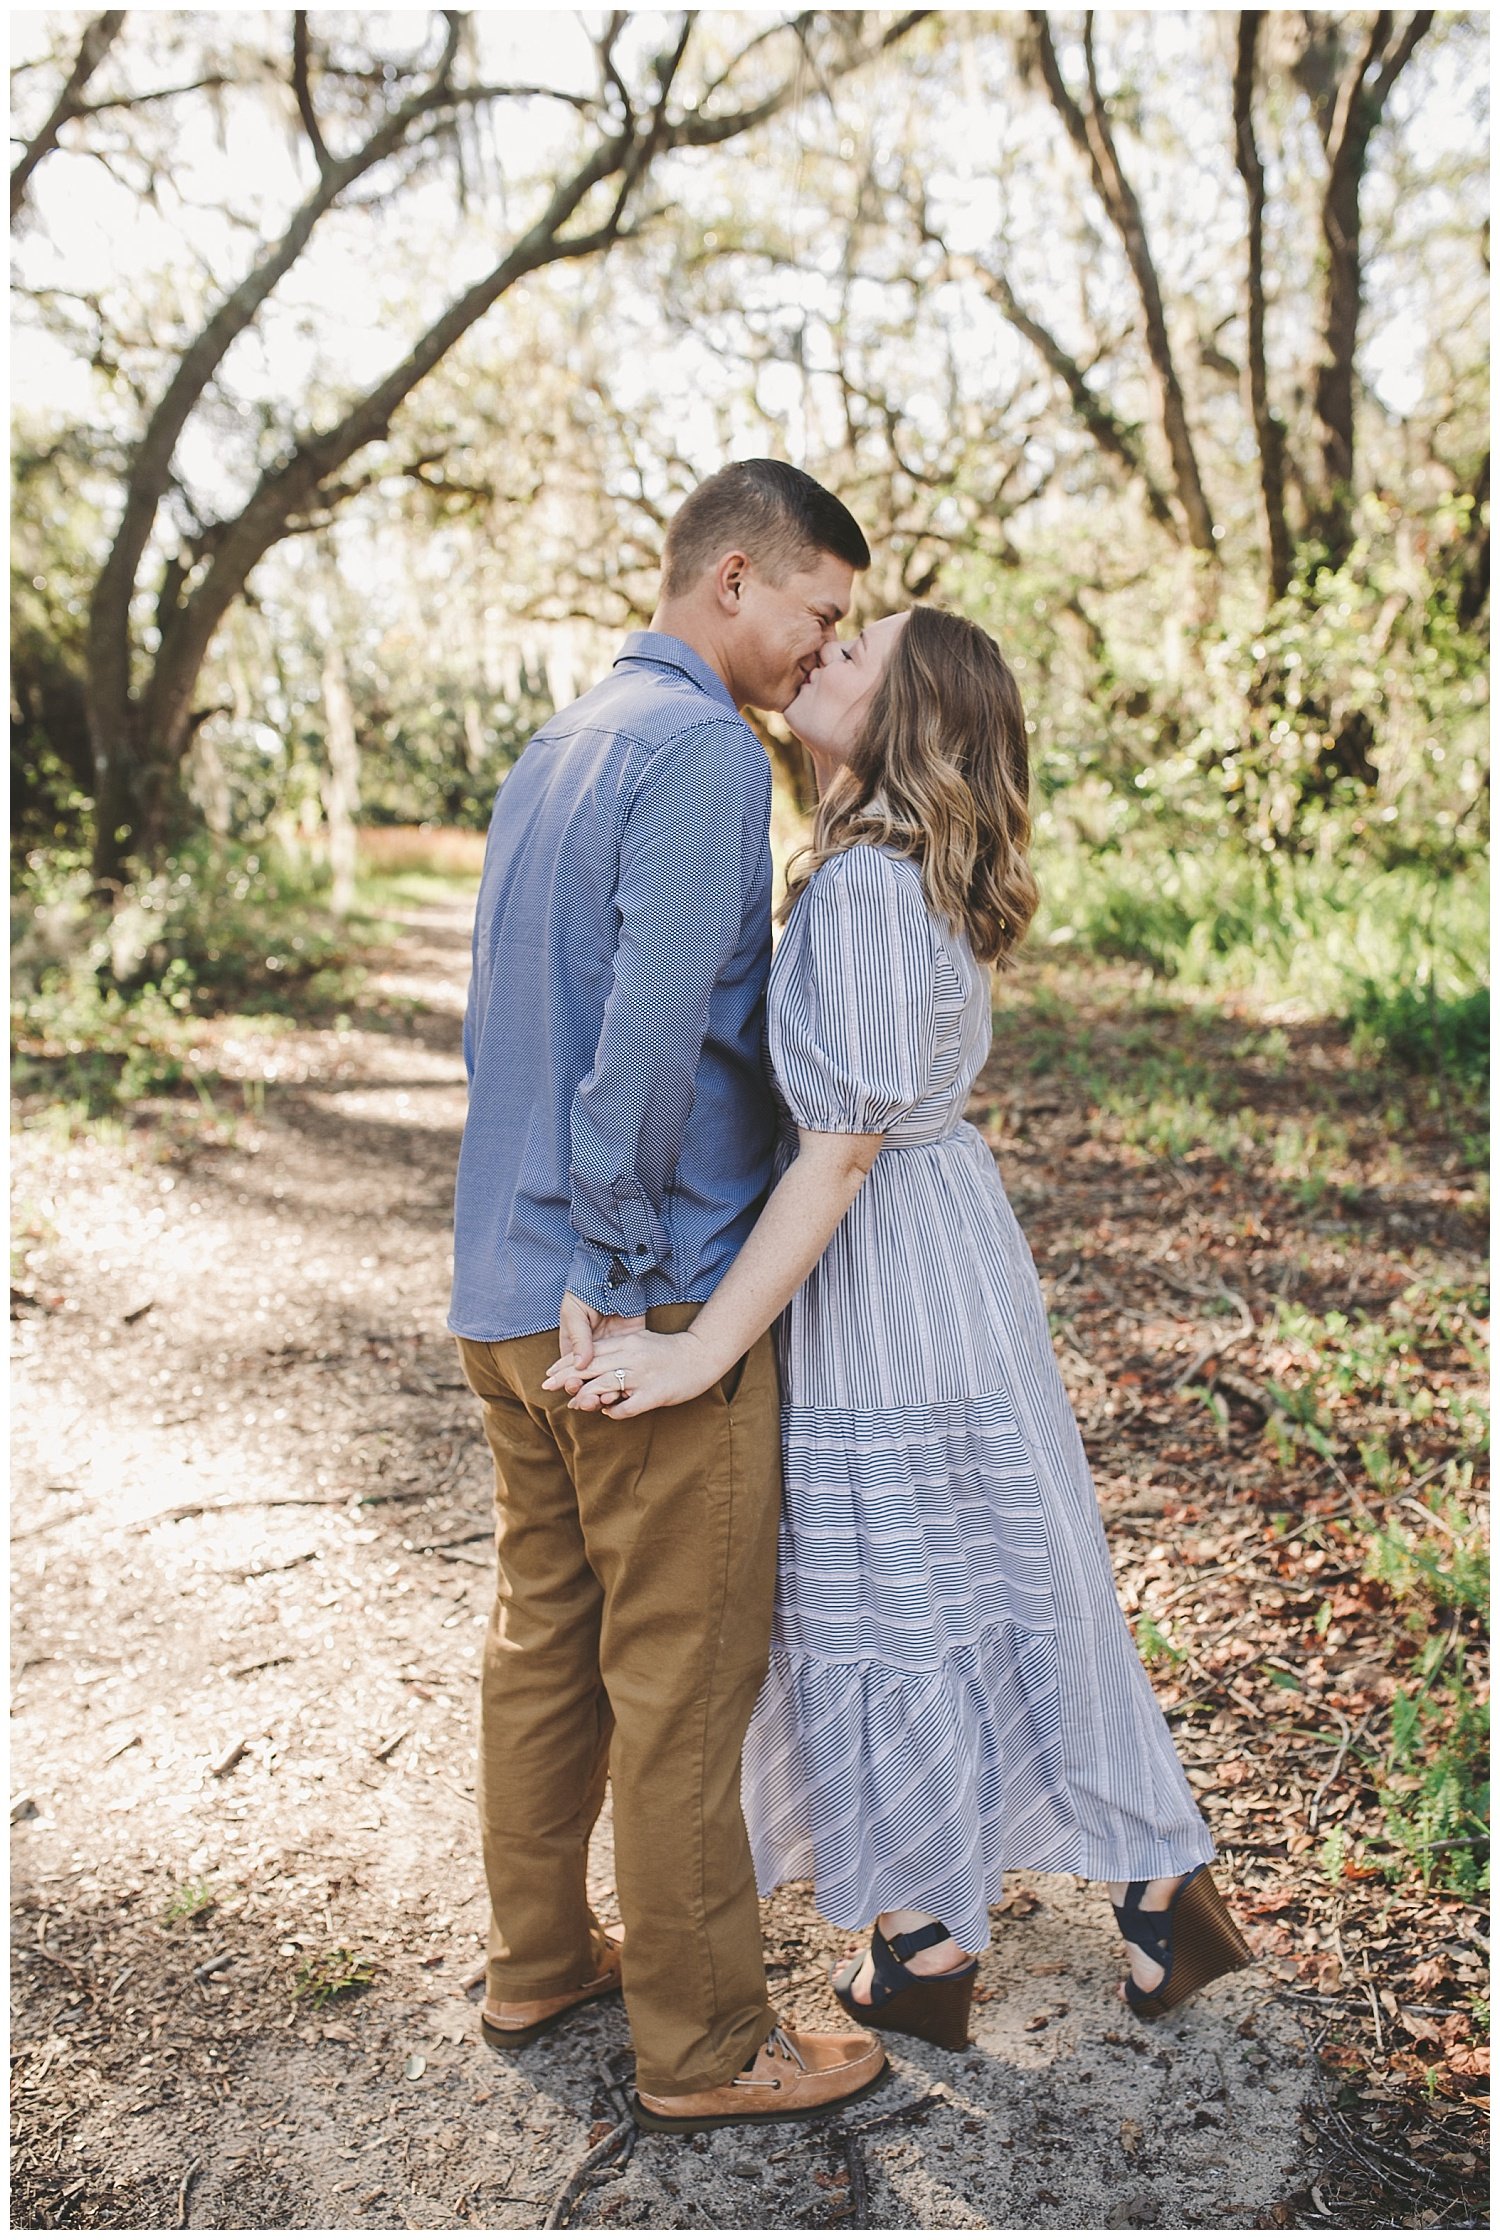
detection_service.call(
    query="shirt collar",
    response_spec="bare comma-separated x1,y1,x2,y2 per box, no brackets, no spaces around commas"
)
614,630,741,720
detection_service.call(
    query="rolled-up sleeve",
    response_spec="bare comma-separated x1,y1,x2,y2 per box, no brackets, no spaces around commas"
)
564,723,772,1317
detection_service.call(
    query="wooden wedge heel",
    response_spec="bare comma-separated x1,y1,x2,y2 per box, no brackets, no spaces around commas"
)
1113,1865,1252,2019
830,1921,979,2052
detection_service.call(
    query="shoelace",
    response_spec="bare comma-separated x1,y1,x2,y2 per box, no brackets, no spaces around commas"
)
762,2024,807,2071
732,2024,807,2085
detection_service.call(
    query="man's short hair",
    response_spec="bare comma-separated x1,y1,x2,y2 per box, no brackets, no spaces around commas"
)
660,459,870,598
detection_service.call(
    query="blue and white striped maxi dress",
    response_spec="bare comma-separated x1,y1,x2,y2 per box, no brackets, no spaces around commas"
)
741,843,1214,1957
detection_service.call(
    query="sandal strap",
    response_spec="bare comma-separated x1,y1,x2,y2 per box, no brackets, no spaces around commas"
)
1111,1880,1174,1968
866,1920,955,2005
886,1920,956,1965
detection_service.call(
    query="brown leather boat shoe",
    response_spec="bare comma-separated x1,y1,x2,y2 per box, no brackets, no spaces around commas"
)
633,2021,887,2134
480,1924,624,2051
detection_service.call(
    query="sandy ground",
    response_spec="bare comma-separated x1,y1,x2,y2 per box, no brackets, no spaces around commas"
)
11,895,1313,2231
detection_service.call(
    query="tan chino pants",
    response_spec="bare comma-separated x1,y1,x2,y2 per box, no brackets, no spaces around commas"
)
455,1305,782,2095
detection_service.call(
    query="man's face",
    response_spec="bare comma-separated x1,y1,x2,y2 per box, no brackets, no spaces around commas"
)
732,551,855,713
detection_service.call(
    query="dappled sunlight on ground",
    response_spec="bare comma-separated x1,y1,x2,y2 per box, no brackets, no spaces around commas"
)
10,898,1486,2227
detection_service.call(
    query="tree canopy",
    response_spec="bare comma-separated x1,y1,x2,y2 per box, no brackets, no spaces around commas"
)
10,9,1488,876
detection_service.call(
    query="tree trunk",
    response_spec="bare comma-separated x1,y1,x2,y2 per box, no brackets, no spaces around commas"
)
77,15,926,885
83,18,468,888
1233,12,1293,604
320,637,360,914
462,698,487,776
1029,12,1219,559
1314,108,1368,558
1455,451,1489,627
89,701,141,894
1308,10,1434,564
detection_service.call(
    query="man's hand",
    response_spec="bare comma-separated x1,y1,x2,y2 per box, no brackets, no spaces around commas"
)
552,1291,646,1395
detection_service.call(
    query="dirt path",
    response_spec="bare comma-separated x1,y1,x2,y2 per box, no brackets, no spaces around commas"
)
14,894,1319,2230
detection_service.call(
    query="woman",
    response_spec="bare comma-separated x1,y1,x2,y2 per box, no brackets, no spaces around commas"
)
548,606,1250,2049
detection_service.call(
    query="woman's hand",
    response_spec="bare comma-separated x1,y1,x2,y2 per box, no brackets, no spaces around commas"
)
541,1327,722,1417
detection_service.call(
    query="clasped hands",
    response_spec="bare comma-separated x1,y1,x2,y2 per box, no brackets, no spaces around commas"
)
541,1290,720,1418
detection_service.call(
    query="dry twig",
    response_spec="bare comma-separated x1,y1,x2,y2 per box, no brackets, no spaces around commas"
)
541,2116,637,2230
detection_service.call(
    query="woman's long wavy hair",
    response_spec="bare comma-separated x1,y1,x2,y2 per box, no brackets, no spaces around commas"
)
782,605,1039,967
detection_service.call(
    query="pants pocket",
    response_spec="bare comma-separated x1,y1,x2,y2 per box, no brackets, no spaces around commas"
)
717,1351,748,1408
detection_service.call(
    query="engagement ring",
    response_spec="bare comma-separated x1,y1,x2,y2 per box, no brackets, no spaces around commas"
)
614,1368,627,1391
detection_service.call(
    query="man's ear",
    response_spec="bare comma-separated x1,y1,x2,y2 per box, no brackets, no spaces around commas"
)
712,549,752,614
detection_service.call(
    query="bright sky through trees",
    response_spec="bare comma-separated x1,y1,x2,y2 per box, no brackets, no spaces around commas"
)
11,7,1485,876
16,8,1472,451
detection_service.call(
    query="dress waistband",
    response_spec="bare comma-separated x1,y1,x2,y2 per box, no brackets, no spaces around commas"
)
880,1118,971,1150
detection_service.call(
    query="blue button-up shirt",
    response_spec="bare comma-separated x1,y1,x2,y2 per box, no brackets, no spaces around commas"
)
448,631,778,1341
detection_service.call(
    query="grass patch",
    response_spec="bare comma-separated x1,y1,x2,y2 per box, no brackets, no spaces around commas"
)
1254,1283,1489,1899
290,1946,377,2005
1258,1288,1490,1480
1348,982,1489,1084
1002,954,1484,1197
1035,841,1487,1075
354,866,480,915
12,840,398,1124
1365,1490,1490,1897
162,1879,217,1925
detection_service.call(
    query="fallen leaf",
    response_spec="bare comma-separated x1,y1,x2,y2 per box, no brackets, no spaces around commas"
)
1120,2118,1143,2156
1000,1889,1042,1918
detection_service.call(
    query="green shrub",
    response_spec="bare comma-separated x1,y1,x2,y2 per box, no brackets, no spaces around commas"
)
1348,982,1489,1083
1035,842,1487,1069
11,839,381,1119
1363,1493,1490,1895
1377,1666,1490,1897
1365,1501,1490,1627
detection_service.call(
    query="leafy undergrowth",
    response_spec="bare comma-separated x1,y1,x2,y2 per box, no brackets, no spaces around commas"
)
981,956,1488,2227
10,841,411,1144
1034,841,1488,1090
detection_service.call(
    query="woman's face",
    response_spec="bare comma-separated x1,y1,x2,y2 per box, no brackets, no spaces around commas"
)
783,611,908,763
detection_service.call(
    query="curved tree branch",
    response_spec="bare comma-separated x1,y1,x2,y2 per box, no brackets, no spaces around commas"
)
86,12,465,840
291,12,332,177
84,9,929,880
11,8,126,218
1312,9,1435,555
949,248,1179,536
1028,9,1217,556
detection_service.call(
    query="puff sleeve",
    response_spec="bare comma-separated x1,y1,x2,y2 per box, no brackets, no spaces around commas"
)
773,846,937,1135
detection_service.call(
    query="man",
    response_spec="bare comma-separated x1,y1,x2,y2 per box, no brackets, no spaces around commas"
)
449,461,886,2131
